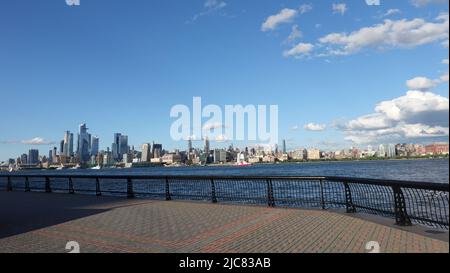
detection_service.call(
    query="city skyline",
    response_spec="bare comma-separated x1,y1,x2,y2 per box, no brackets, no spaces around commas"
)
0,0,449,160
2,121,449,164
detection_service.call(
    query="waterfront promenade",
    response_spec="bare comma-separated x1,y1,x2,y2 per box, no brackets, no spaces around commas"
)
0,191,448,253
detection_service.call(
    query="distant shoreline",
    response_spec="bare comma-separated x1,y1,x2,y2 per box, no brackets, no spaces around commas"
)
3,156,448,173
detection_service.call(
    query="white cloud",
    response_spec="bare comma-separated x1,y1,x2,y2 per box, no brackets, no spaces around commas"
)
283,43,314,58
304,123,327,131
332,3,348,16
204,0,226,9
299,4,313,14
214,134,229,142
347,114,392,130
406,76,439,91
442,39,449,48
285,25,302,44
203,122,226,130
291,125,300,131
410,0,447,7
375,91,448,122
440,72,449,83
442,58,449,65
406,72,449,90
21,137,54,145
261,8,298,32
382,9,401,17
318,13,449,56
190,0,227,22
341,90,449,144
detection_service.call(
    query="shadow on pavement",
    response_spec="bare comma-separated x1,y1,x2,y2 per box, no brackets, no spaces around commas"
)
0,191,138,239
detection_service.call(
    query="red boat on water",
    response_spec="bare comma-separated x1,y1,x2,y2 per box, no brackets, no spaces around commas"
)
234,161,252,167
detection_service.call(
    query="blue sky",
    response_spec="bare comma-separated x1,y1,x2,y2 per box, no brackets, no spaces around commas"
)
0,0,449,160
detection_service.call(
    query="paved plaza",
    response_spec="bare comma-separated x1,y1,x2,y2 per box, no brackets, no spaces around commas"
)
0,191,448,253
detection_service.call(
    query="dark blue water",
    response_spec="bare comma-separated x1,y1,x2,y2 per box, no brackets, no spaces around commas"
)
19,158,449,183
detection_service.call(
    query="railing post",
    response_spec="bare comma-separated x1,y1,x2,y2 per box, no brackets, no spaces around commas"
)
45,177,52,193
127,178,134,199
165,177,171,201
344,182,356,213
7,176,12,191
96,177,102,196
267,179,275,207
68,177,75,194
392,186,412,226
319,179,325,210
25,176,30,192
211,178,217,203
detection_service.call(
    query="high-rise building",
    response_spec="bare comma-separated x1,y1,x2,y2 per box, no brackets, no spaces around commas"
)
213,149,227,163
51,147,57,163
204,137,210,154
386,144,396,158
282,139,287,154
425,143,449,155
77,123,90,162
306,149,321,160
28,149,39,165
68,133,74,156
112,133,121,161
152,143,163,158
377,144,386,157
60,140,64,156
63,131,69,156
141,143,151,162
20,154,28,165
188,139,193,153
90,136,99,156
119,135,128,158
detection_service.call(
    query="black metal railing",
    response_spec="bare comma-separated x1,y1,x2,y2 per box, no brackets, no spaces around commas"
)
0,174,448,230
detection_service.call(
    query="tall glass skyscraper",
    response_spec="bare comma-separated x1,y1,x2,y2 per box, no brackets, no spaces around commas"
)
119,135,128,157
112,133,128,161
28,149,39,165
112,133,121,161
63,131,74,157
77,123,90,162
90,136,99,156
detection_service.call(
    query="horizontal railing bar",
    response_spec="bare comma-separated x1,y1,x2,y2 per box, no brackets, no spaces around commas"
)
408,215,448,226
0,174,447,191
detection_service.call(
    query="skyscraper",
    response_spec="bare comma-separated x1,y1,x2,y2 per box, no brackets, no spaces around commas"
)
60,140,64,156
378,144,386,157
90,136,99,156
282,139,287,154
77,123,90,162
152,142,162,158
69,133,74,156
63,131,74,157
28,149,39,165
141,143,151,162
112,133,121,161
188,139,193,153
51,147,57,163
387,144,396,158
204,137,210,154
20,154,28,165
119,135,128,158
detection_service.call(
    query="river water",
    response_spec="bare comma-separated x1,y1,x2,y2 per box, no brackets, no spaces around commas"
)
17,158,450,183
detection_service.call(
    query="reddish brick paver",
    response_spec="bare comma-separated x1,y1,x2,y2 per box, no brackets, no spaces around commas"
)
0,192,448,253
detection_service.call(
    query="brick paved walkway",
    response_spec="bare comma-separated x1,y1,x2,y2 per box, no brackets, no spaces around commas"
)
0,191,448,253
